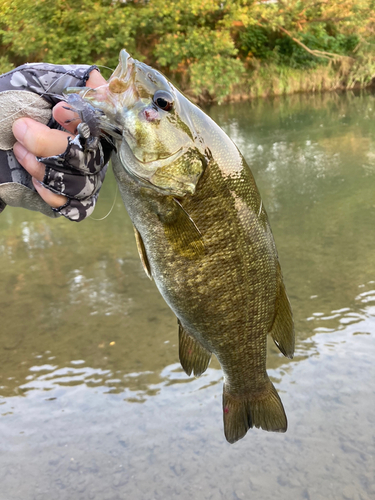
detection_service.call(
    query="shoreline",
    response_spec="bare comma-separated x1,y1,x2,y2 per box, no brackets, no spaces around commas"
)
189,64,375,105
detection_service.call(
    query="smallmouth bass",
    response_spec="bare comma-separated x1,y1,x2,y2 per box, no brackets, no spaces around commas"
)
70,50,295,443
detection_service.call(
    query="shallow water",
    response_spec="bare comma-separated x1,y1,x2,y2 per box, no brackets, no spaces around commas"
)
0,91,374,500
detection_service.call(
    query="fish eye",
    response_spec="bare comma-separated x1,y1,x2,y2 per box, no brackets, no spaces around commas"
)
153,90,174,112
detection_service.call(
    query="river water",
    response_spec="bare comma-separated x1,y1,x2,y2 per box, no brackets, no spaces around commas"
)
0,91,374,500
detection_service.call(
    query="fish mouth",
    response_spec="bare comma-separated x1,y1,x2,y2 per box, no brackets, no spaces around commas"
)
109,51,184,170
119,140,191,196
136,147,183,167
122,128,182,164
123,138,183,173
110,50,133,85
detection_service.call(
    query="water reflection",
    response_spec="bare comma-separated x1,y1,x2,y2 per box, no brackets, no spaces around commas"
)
0,91,375,499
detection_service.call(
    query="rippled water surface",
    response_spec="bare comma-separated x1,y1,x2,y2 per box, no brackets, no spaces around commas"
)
0,91,374,500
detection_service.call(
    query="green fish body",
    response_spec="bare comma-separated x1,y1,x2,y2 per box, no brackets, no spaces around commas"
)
77,50,294,443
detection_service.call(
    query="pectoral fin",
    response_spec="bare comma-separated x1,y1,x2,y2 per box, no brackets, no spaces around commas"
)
133,226,152,280
163,199,205,259
178,320,211,377
270,268,294,359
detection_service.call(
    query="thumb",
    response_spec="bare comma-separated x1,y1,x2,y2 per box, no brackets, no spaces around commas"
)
12,117,72,157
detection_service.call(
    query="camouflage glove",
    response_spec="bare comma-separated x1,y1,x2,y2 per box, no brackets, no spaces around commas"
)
0,63,112,221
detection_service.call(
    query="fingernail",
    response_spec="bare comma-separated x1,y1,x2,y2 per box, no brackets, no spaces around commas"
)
13,142,28,162
12,119,28,143
32,177,43,190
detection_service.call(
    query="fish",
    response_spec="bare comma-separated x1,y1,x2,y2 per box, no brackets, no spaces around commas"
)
69,49,295,443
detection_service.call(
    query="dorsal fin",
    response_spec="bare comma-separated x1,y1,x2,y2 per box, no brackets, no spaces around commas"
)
269,268,294,359
133,226,152,280
178,320,211,377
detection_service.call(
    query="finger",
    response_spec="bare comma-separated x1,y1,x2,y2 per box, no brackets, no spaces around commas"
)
13,141,68,208
13,142,45,181
32,177,67,209
13,118,72,157
86,69,107,88
53,101,80,134
53,70,107,132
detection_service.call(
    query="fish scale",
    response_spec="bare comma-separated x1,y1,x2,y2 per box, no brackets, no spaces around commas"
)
72,49,295,443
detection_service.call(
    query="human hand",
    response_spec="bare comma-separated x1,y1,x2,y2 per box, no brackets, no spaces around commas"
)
0,64,112,221
12,70,107,214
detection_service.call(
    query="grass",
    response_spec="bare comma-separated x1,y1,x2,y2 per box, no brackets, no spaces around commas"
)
226,59,375,104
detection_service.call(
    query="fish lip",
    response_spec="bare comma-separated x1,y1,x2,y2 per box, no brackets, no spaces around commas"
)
119,139,187,194
111,49,132,81
121,130,183,165
134,145,183,166
119,49,130,74
120,49,129,67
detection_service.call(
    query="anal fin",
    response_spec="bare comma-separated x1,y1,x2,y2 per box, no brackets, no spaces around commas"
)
133,226,152,280
223,381,287,444
270,271,295,359
178,320,211,377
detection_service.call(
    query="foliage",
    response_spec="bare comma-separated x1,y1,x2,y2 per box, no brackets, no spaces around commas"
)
137,0,249,101
0,0,139,77
1,0,375,102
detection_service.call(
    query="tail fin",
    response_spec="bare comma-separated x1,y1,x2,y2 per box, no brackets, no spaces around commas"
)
223,382,287,444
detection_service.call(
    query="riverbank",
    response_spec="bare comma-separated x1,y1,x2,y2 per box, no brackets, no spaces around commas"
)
192,61,375,105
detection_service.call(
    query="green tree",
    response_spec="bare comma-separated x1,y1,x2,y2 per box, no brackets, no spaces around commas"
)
1,0,375,102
